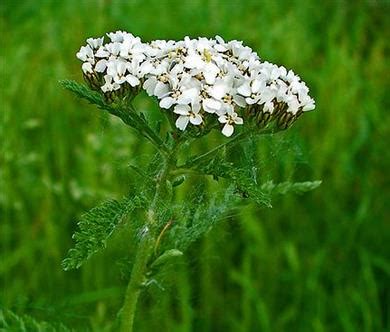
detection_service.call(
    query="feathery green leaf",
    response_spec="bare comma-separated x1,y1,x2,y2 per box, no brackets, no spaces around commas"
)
60,80,169,154
192,150,272,206
60,79,106,108
168,185,240,251
62,197,142,270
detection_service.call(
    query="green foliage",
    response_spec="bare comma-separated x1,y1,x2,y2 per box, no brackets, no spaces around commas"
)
191,144,321,207
167,185,240,251
60,80,106,109
62,197,142,270
0,310,72,332
61,80,167,154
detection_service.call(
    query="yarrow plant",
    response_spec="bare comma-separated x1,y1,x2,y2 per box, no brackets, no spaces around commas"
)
62,31,320,331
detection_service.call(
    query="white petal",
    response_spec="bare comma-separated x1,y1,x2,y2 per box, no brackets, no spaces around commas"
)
233,95,246,107
139,61,153,76
106,61,117,77
95,47,109,58
174,104,190,115
237,83,251,97
184,54,204,69
175,116,190,131
252,79,262,93
234,116,243,125
76,52,86,62
302,99,315,112
87,37,103,49
279,66,287,77
218,115,228,124
154,82,169,98
190,114,203,125
191,102,201,114
103,74,113,84
215,35,225,44
204,62,221,75
204,63,219,82
246,97,256,105
126,75,140,87
143,77,157,95
222,123,234,137
82,62,93,74
209,83,227,100
76,46,92,61
287,99,299,114
160,97,174,109
203,98,220,113
214,44,227,52
264,101,275,113
111,42,121,55
117,61,127,76
95,59,107,72
178,88,198,105
259,89,275,104
204,71,217,85
224,103,234,113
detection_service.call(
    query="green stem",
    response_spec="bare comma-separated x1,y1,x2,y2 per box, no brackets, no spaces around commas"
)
119,156,172,332
119,231,155,332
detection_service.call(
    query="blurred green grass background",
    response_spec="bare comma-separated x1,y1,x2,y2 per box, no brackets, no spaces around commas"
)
1,0,389,331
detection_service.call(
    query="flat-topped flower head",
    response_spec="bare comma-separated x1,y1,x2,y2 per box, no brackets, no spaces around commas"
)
76,32,315,135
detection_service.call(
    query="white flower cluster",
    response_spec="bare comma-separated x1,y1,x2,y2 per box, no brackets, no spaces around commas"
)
76,31,149,93
77,31,315,137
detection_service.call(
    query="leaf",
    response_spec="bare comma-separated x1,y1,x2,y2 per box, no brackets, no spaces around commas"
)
60,80,169,154
189,140,321,206
62,197,142,270
169,185,240,251
193,151,272,206
59,80,127,125
60,79,106,108
0,309,72,332
150,249,183,269
260,180,322,195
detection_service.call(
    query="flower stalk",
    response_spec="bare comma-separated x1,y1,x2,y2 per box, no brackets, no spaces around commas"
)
119,152,173,332
119,231,155,332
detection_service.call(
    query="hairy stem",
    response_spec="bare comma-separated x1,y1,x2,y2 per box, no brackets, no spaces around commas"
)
120,156,172,332
119,231,155,332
